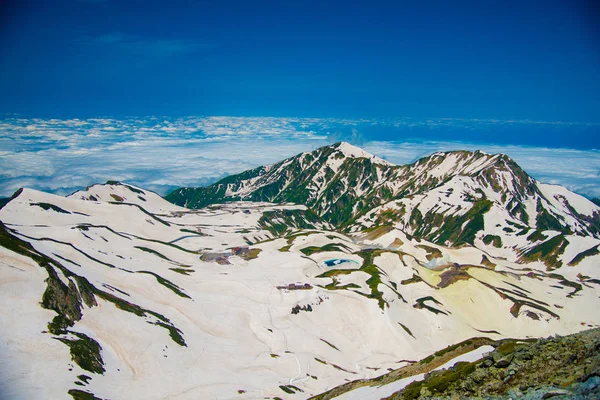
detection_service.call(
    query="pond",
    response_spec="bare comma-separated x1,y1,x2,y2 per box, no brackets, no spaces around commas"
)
323,259,359,267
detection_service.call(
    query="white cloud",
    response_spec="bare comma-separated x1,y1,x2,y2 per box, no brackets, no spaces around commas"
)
364,141,600,198
0,116,599,200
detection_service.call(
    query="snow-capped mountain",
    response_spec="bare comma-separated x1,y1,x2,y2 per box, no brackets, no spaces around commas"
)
1,145,600,400
168,142,600,270
166,142,393,227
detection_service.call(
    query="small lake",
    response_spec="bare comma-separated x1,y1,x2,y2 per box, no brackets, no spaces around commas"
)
323,259,359,267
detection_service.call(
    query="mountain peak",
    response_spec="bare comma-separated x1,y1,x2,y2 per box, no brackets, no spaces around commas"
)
330,141,393,166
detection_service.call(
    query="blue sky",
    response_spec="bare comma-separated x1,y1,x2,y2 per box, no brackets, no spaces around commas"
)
1,0,599,123
0,1,599,198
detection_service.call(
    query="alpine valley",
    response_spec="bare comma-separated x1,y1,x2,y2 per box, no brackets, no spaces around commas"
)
1,142,599,400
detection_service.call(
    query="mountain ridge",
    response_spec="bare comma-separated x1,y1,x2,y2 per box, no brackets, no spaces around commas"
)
1,143,600,400
166,142,600,269
1,173,600,399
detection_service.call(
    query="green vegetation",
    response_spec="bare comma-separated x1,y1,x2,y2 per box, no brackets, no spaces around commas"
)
278,244,292,252
481,255,496,269
417,341,474,365
109,202,171,226
373,208,405,226
124,184,145,194
109,194,124,202
166,145,390,229
280,385,295,394
331,363,356,374
137,271,191,299
399,323,415,338
320,338,340,351
432,199,493,247
316,249,403,310
133,235,199,254
356,250,389,310
568,245,600,266
434,340,473,358
402,361,476,399
420,354,435,365
170,267,194,275
68,389,104,400
548,273,583,298
519,234,569,269
0,197,11,209
321,279,360,291
300,243,352,256
258,208,324,236
497,340,520,355
56,332,105,374
0,222,187,349
414,296,448,315
97,289,187,346
509,202,530,226
416,245,442,261
74,223,131,240
245,248,261,260
482,234,502,248
32,202,71,214
535,199,568,233
134,246,171,261
279,385,304,394
400,274,422,285
179,228,205,236
308,335,498,400
153,322,186,347
308,329,600,400
361,225,395,240
526,230,548,242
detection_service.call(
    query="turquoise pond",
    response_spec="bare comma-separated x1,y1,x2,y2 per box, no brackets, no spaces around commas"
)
323,259,358,267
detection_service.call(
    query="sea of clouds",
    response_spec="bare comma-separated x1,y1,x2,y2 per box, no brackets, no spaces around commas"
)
1,115,598,199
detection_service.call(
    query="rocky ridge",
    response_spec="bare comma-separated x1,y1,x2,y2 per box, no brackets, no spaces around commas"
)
387,327,600,400
312,328,600,400
167,142,600,270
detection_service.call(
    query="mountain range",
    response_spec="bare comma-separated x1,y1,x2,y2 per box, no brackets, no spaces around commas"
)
168,142,600,270
1,142,599,400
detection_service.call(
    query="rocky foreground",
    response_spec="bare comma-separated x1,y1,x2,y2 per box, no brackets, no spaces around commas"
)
386,327,600,400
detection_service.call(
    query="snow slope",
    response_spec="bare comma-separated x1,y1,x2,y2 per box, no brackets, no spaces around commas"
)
1,182,600,399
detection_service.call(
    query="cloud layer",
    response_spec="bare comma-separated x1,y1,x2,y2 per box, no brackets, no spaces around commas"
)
0,116,598,200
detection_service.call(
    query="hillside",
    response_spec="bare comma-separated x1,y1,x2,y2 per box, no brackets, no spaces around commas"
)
168,142,600,270
311,327,600,400
1,145,599,399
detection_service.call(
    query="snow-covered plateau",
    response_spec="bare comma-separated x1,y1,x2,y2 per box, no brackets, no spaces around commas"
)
1,143,599,400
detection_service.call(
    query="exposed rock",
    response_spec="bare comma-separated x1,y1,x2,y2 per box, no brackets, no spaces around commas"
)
495,355,513,368
378,328,600,400
542,389,570,398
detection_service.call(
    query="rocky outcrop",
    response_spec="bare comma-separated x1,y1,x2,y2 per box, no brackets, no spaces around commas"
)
385,328,600,399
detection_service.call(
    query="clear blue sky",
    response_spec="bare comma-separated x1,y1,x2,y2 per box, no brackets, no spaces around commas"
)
1,0,599,122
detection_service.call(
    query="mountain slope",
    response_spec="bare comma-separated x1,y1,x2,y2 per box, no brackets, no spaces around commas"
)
2,143,600,399
167,142,395,226
311,327,600,400
2,183,599,399
167,142,600,269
